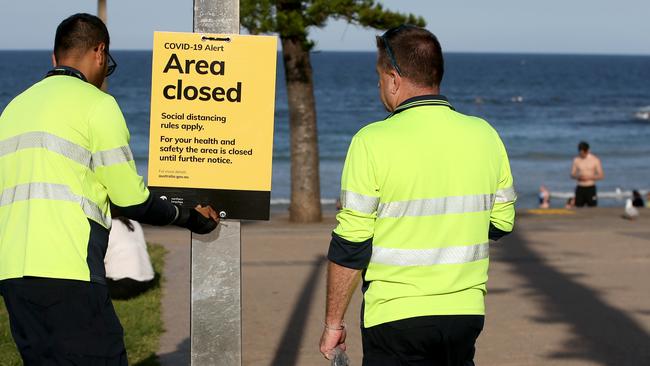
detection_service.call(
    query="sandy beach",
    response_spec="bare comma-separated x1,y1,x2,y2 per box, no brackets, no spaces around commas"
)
145,208,650,365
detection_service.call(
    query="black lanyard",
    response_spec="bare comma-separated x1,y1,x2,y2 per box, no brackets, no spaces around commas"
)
45,67,87,82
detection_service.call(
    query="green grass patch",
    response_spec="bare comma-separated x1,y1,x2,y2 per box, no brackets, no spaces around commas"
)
0,296,19,365
114,243,166,365
0,243,166,366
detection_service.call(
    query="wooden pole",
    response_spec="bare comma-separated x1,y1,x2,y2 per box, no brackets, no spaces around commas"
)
97,0,107,22
98,0,108,91
192,2,240,365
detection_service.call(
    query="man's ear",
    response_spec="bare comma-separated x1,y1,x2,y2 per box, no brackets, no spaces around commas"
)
390,70,401,95
95,42,107,66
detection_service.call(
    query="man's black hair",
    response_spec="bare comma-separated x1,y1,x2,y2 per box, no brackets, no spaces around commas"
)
578,141,590,152
54,13,110,61
376,25,444,87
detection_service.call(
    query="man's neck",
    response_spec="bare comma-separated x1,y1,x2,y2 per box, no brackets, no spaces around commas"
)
394,85,440,108
55,54,95,85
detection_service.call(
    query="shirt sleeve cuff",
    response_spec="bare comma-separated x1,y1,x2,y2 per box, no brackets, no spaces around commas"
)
327,232,373,270
489,222,512,241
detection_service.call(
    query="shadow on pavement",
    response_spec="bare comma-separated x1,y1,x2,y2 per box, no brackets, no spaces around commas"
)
270,255,327,366
493,231,650,364
157,337,189,366
133,353,160,366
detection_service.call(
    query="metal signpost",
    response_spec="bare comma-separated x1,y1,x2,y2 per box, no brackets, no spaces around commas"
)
146,1,277,365
191,222,241,365
192,2,241,365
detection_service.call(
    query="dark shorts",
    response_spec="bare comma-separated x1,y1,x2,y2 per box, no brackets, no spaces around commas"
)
0,277,127,365
575,185,597,207
362,315,484,366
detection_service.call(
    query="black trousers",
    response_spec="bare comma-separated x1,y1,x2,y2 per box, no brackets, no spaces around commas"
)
0,277,127,365
362,315,484,366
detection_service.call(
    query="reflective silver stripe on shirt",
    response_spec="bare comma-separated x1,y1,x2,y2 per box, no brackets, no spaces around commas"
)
0,132,91,166
91,145,134,169
377,194,495,218
0,182,110,228
370,242,489,266
340,190,379,214
495,186,517,203
0,132,132,171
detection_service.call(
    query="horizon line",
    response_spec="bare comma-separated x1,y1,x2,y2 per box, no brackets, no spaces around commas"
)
1,48,650,57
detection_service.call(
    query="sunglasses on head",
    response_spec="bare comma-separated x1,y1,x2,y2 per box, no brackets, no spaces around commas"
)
380,25,420,76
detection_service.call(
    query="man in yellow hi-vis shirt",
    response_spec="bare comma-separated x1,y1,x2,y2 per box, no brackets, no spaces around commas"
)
0,14,219,365
320,25,516,365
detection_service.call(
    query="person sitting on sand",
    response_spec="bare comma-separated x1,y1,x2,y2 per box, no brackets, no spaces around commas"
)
105,217,156,299
538,185,550,208
632,190,645,208
571,141,604,207
565,197,575,209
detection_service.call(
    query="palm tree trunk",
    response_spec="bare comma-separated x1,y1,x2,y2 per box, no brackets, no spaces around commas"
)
281,36,322,222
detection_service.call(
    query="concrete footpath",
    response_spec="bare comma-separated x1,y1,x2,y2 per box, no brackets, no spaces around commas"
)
144,208,650,365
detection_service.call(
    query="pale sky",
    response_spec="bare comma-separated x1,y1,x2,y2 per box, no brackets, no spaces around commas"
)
1,0,649,55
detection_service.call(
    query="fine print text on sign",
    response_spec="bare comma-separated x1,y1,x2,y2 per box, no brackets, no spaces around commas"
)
147,32,277,220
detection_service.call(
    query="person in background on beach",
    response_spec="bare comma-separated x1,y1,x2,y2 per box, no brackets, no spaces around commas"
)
319,25,516,365
105,217,155,299
565,197,576,209
0,13,220,365
539,185,550,208
631,190,645,208
570,141,604,207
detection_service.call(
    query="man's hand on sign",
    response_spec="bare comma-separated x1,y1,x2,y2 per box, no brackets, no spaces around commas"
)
174,204,220,234
190,204,220,234
195,204,220,222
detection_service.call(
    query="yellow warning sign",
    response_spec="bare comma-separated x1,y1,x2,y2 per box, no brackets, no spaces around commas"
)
147,32,277,192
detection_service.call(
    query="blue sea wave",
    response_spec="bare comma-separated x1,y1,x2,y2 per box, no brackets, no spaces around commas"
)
634,106,650,121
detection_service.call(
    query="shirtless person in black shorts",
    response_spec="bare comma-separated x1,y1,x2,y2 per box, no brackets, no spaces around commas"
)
571,141,604,207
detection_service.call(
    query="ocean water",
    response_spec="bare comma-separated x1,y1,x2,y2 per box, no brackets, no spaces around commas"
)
1,51,649,208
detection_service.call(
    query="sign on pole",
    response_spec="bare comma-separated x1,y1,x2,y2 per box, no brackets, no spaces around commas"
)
148,31,277,220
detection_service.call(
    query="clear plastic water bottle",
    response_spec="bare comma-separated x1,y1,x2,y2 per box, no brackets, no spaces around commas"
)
330,346,350,366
